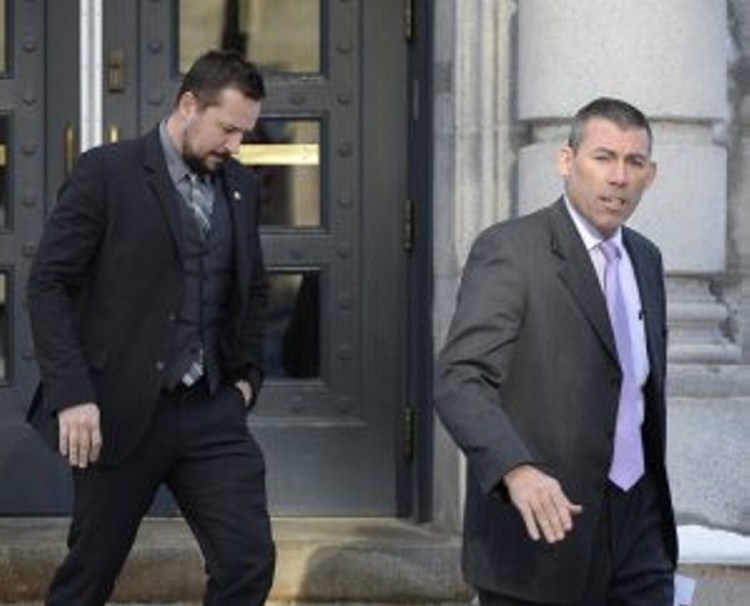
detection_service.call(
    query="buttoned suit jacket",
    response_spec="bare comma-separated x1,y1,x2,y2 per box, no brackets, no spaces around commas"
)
435,199,677,603
27,128,267,465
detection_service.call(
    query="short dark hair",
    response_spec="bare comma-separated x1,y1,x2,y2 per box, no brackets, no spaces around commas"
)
176,50,265,109
568,97,653,153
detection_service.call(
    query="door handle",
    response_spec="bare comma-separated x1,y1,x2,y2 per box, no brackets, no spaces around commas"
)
108,125,120,143
107,49,126,93
64,123,76,176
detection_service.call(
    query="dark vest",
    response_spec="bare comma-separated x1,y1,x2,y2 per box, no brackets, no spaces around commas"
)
166,180,233,392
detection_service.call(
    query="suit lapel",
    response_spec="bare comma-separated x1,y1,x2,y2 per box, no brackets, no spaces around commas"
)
220,162,251,305
142,129,183,257
623,229,665,383
548,199,619,363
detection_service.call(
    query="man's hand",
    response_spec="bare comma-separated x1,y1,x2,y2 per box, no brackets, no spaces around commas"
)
234,380,253,407
504,464,583,544
58,402,102,468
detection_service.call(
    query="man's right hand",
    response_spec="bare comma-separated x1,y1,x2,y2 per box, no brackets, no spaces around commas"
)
58,402,102,468
503,464,583,544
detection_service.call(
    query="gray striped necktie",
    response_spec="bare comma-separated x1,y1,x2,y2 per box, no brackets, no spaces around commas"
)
180,174,212,387
187,174,213,237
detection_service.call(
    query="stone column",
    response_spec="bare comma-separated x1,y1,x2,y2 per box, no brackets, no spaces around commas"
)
516,0,731,365
431,0,518,532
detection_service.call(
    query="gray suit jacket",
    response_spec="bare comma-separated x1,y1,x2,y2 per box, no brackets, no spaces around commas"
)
435,199,676,603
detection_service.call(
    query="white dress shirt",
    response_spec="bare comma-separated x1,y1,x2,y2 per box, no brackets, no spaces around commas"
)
563,198,650,395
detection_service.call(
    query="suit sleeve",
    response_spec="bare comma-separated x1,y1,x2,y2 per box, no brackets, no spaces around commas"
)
28,150,107,413
435,227,537,495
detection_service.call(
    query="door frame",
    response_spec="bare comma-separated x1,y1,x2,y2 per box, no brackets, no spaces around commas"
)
69,0,436,519
404,0,433,522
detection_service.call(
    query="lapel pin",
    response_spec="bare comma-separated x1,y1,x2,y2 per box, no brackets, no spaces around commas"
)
233,190,241,201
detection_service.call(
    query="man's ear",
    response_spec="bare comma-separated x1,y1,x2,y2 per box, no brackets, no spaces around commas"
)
559,145,574,178
177,91,199,121
645,160,658,188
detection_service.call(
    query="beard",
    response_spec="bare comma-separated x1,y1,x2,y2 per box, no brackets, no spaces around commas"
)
181,121,229,175
182,145,228,176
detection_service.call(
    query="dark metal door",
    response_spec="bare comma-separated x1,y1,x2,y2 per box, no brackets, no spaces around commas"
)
102,0,410,514
0,0,80,513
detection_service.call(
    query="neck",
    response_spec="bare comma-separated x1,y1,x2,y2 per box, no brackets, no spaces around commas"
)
164,113,185,156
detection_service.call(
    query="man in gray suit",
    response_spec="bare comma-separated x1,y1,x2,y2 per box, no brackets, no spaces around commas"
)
436,98,677,605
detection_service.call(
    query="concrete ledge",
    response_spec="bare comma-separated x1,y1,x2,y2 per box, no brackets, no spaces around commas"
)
0,518,471,604
679,525,750,566
678,525,750,606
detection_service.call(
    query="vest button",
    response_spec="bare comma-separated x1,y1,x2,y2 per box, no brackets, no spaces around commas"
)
155,360,165,372
167,311,177,322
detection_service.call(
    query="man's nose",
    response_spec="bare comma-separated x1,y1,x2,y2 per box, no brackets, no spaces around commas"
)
225,132,243,155
608,161,627,185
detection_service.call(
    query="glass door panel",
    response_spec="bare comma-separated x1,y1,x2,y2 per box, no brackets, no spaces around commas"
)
245,119,321,228
0,115,9,228
266,270,320,379
178,0,321,73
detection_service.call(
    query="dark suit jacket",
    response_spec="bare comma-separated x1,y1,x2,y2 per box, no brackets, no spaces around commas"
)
27,128,267,465
435,199,677,603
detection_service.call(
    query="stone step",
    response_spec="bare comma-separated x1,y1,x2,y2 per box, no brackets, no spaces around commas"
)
679,565,750,606
667,363,750,399
0,518,470,604
2,519,748,605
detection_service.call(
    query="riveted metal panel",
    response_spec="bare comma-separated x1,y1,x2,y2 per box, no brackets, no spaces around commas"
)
0,0,80,513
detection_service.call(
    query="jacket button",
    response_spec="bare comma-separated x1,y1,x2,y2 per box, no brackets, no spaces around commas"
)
167,311,177,322
155,360,165,372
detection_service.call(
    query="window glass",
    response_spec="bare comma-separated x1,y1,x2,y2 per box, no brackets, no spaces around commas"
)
265,271,320,379
178,0,321,74
242,119,321,228
0,117,8,229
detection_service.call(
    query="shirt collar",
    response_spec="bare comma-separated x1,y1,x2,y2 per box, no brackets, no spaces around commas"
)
563,196,623,252
159,120,193,186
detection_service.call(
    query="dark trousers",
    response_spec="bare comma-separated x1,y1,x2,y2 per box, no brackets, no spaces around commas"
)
478,475,674,606
45,380,275,606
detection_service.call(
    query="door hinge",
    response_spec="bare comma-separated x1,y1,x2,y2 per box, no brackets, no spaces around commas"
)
403,197,415,252
403,0,415,43
402,405,415,461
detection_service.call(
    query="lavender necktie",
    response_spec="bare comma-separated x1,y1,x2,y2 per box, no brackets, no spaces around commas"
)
600,240,645,491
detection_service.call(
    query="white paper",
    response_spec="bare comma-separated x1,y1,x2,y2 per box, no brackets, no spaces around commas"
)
674,574,696,606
